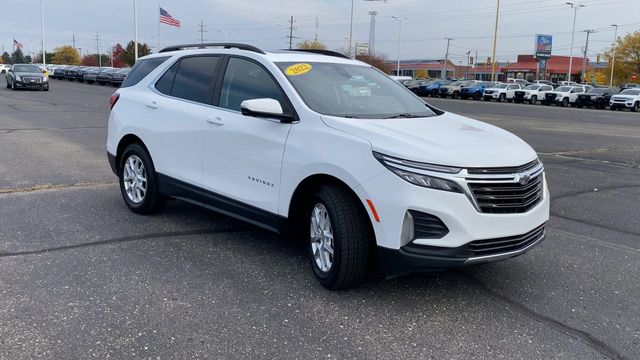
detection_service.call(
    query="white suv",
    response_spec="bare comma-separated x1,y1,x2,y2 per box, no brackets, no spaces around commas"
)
514,84,554,104
609,88,640,112
106,44,549,289
483,83,521,102
543,85,589,107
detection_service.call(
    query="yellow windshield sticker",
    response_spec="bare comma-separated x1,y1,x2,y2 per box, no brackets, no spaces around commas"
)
285,63,312,76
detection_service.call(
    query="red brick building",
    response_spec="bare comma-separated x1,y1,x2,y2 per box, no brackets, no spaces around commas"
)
503,55,589,82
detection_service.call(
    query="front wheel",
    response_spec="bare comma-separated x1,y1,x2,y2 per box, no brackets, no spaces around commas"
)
530,95,537,104
499,94,506,102
306,185,371,290
561,98,569,107
632,102,639,112
118,143,165,214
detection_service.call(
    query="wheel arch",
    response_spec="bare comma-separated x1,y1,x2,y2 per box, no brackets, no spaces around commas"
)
115,134,151,171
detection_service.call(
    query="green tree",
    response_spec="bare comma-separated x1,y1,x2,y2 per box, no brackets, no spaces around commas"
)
122,41,151,66
11,48,26,64
1,52,9,64
604,30,640,85
25,55,32,64
34,51,54,64
297,40,327,50
51,45,81,65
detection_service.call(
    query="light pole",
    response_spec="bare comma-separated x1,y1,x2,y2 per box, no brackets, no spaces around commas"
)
490,0,500,82
391,16,407,76
610,24,618,87
466,51,471,79
40,0,45,66
566,2,585,83
348,0,387,58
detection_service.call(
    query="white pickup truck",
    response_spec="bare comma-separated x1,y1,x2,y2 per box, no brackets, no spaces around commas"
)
514,84,554,104
542,85,590,107
610,88,640,112
483,83,521,102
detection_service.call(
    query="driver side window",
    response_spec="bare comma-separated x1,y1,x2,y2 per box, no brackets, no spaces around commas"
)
219,57,291,115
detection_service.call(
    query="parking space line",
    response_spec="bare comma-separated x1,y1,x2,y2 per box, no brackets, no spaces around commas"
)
0,181,117,195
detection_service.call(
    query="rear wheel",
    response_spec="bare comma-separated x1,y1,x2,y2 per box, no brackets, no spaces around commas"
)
452,91,459,99
561,98,569,107
499,93,506,102
306,185,371,290
632,102,639,112
530,95,537,104
118,143,165,215
473,92,482,100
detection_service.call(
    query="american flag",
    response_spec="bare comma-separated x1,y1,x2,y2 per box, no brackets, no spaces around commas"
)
159,7,181,28
13,39,23,49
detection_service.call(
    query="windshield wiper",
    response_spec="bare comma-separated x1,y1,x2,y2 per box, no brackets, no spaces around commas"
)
383,113,423,119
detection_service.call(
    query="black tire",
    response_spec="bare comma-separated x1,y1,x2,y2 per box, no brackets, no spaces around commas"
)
483,97,491,101
87,80,94,84
499,94,506,102
610,106,616,111
632,102,639,112
306,185,371,290
118,143,165,215
530,95,537,105
561,98,569,107
577,104,583,108
452,91,459,99
473,92,482,100
98,81,106,86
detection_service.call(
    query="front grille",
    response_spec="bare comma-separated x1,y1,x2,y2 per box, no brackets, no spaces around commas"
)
612,97,626,102
22,77,42,83
545,93,556,100
514,91,525,98
468,225,545,257
484,90,494,94
467,159,539,175
468,173,544,214
409,210,449,239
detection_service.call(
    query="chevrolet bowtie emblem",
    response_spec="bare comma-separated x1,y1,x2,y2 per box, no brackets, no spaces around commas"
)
514,173,531,185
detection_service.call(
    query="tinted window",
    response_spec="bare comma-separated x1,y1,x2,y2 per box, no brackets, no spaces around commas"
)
171,56,220,104
121,56,170,88
155,62,179,95
220,57,290,113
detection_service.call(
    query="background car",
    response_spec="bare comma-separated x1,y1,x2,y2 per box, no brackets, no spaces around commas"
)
459,81,495,100
109,68,130,87
514,84,554,104
52,66,69,79
576,87,619,109
0,64,11,74
610,88,640,111
483,83,521,102
96,68,117,85
407,80,431,94
418,79,451,97
439,80,475,99
5,64,49,91
543,85,590,107
83,68,102,84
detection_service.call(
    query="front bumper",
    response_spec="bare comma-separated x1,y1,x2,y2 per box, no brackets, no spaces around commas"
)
378,224,546,276
610,100,635,108
14,80,48,88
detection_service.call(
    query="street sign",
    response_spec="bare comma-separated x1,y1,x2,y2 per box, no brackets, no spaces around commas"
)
535,34,552,59
355,42,369,56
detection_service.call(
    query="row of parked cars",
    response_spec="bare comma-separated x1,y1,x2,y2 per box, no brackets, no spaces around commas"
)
47,65,131,87
402,78,640,112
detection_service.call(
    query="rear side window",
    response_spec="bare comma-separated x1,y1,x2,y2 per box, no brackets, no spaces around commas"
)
155,62,179,95
120,56,170,88
169,56,220,104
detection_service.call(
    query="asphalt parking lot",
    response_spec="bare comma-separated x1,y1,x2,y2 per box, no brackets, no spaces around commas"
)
1,77,639,359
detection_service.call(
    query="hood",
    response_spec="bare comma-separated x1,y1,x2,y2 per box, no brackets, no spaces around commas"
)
16,72,45,77
321,112,537,168
613,94,637,99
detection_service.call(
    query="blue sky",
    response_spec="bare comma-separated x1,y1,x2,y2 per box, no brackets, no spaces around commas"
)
2,0,639,63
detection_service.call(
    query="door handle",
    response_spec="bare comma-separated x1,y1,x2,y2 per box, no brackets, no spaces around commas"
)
145,100,159,109
206,117,224,126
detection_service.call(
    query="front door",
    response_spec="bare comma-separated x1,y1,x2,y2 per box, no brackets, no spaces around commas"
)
202,57,294,214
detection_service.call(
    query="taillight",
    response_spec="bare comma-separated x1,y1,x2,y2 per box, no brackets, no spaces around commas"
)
109,92,120,110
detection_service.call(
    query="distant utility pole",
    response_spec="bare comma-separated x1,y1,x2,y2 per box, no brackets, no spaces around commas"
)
314,15,319,42
466,51,471,79
197,20,208,44
581,29,595,82
95,33,101,67
368,11,378,55
442,38,453,79
72,34,76,50
610,24,618,87
287,16,296,50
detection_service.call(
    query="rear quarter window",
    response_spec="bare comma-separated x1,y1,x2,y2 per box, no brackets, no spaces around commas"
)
120,56,170,88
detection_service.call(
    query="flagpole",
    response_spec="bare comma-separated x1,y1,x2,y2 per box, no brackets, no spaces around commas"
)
134,0,138,61
157,7,161,52
41,0,46,66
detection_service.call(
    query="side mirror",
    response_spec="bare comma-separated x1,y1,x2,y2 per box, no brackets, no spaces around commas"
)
240,98,294,122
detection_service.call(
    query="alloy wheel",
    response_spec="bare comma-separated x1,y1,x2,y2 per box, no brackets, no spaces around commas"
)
310,203,334,273
122,155,147,204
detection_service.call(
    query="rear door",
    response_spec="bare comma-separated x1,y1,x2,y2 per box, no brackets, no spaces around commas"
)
145,55,221,187
202,56,294,214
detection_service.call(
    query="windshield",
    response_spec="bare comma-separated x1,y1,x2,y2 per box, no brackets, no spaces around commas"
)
555,86,572,92
587,88,606,94
492,84,508,89
277,62,435,119
14,65,41,73
524,85,540,90
620,89,640,95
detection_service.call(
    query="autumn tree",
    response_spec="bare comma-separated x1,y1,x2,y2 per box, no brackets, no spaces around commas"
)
51,46,81,65
356,52,391,73
122,41,151,66
112,43,126,68
1,52,10,64
11,49,26,64
297,40,327,50
603,30,640,85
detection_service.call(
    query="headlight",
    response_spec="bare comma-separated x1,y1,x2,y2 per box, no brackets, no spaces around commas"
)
373,152,463,193
15,75,22,81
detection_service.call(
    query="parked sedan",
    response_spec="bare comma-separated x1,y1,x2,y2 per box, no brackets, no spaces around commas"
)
109,68,130,87
96,68,117,85
576,87,619,109
5,64,49,91
83,68,104,84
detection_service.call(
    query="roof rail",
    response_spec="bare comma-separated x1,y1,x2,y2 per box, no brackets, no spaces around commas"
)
286,49,350,59
159,43,266,54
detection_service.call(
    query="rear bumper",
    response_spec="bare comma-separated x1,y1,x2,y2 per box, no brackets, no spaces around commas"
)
378,225,546,276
